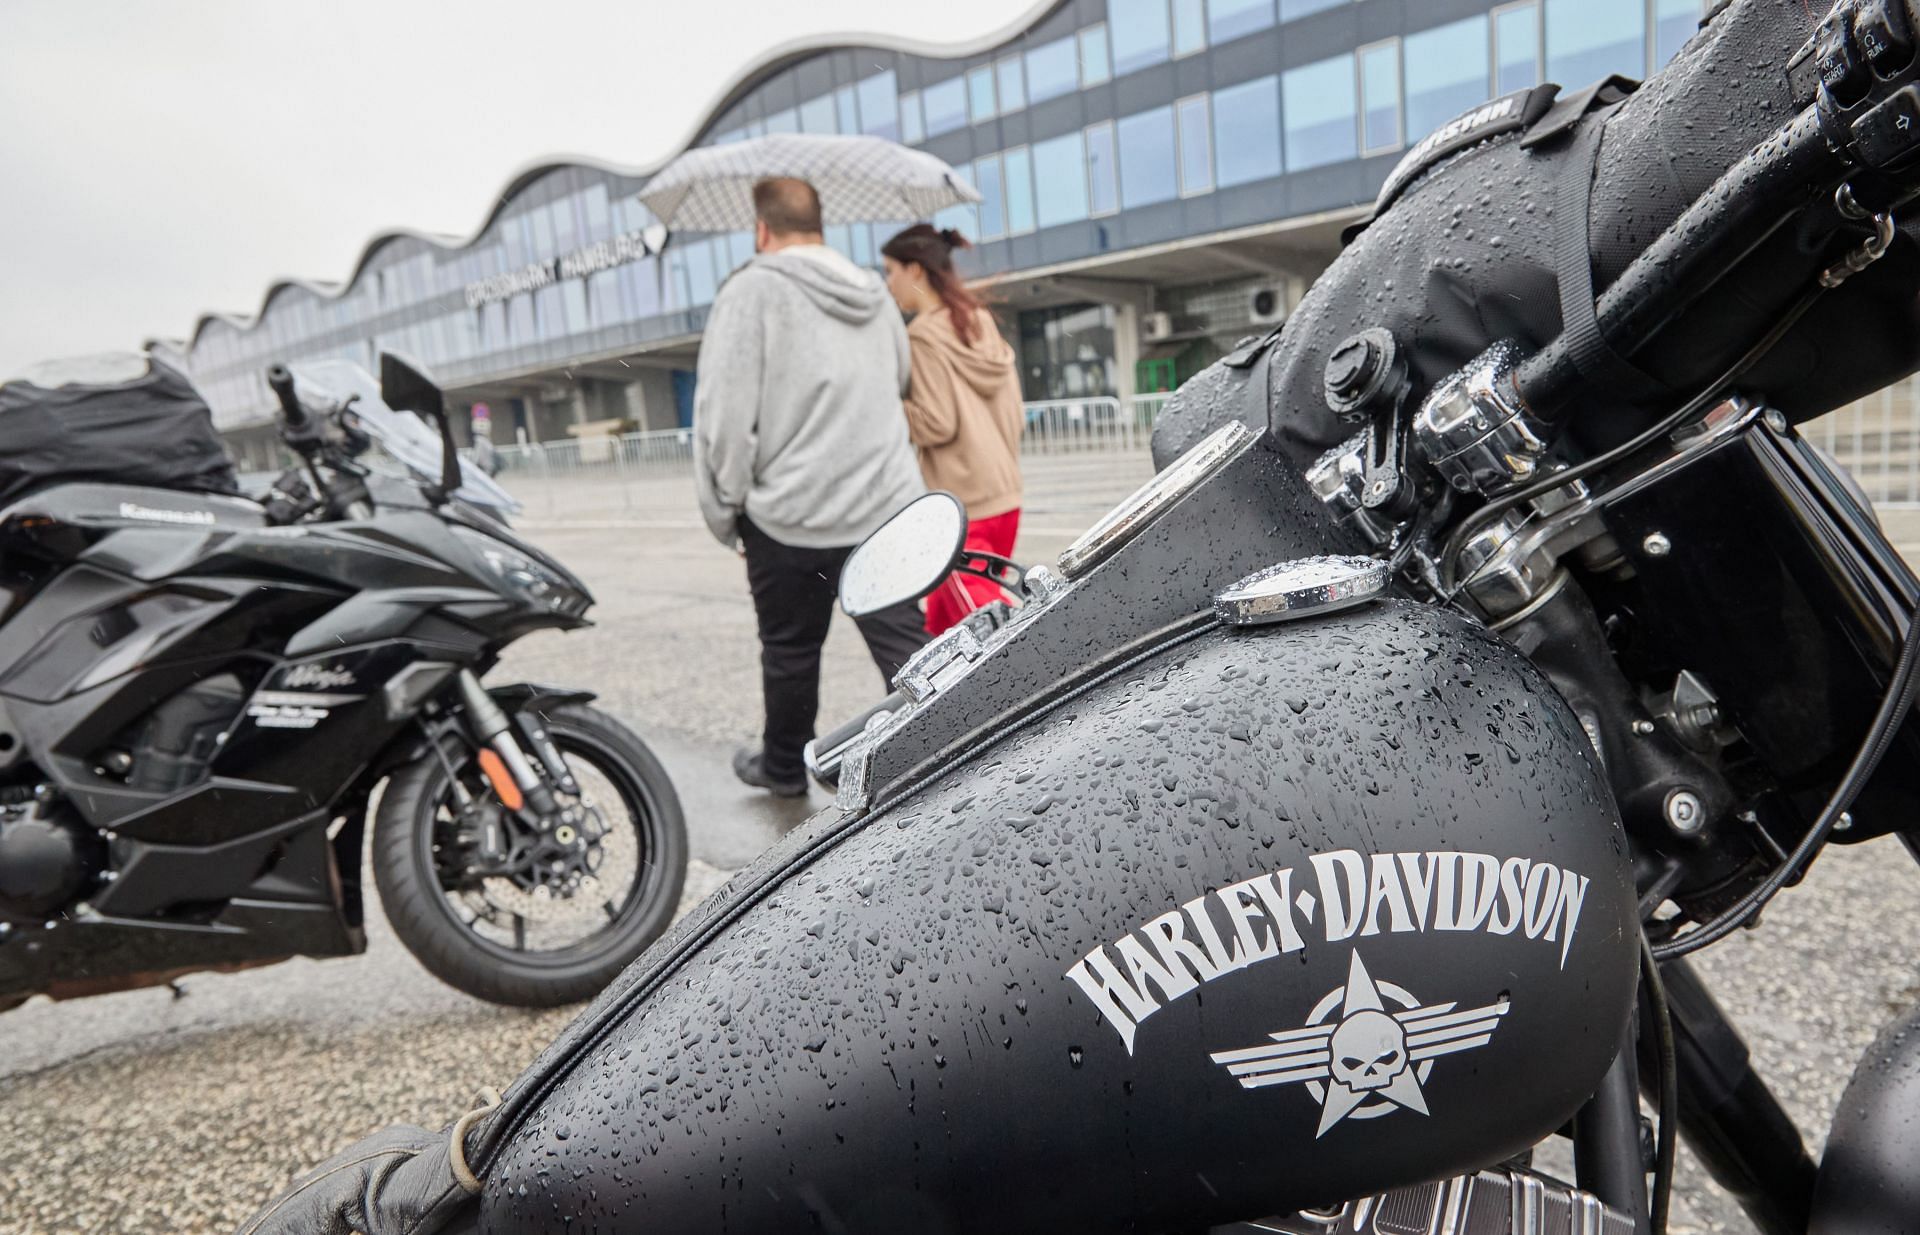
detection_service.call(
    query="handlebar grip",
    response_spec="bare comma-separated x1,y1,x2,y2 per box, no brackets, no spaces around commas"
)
266,365,308,430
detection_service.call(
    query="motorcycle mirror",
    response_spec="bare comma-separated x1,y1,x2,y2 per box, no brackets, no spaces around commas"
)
839,492,968,617
379,352,460,504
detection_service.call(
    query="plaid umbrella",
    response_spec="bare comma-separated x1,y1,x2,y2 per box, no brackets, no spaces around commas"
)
638,133,981,232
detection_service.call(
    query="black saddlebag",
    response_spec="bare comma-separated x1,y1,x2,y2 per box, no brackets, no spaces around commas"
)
0,354,238,506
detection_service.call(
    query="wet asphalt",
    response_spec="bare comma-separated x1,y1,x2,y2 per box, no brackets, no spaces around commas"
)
2,456,1920,1234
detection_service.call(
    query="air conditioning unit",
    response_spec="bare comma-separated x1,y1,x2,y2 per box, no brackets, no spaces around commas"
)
1142,311,1176,342
1248,285,1287,326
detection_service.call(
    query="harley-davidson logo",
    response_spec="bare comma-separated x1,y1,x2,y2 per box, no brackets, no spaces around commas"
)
1065,847,1587,1053
1210,951,1510,1136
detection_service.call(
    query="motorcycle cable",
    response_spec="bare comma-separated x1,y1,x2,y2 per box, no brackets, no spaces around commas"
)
1650,591,1920,962
1639,931,1677,1235
1439,280,1830,599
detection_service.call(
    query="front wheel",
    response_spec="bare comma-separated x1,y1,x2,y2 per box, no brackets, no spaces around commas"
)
373,703,687,1007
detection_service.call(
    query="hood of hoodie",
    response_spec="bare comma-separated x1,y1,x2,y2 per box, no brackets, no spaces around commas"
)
913,307,1017,398
751,246,891,325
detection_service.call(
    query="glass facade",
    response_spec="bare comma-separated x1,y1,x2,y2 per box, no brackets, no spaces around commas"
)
1209,0,1274,44
1546,0,1644,88
1033,132,1091,228
1405,16,1491,143
1360,42,1402,156
1117,105,1179,209
1213,74,1282,187
1283,55,1358,171
181,0,1713,432
1109,0,1171,76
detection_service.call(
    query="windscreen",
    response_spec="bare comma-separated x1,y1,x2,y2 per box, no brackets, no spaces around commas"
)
288,358,520,512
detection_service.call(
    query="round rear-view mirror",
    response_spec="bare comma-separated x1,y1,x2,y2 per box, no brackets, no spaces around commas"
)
839,492,967,617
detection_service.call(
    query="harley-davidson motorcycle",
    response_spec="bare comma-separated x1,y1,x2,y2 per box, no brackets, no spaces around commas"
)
0,354,686,1011
238,1,1920,1232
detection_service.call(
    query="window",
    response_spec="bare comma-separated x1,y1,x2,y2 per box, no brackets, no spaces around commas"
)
1176,95,1213,194
1359,41,1401,154
900,90,925,143
1280,0,1345,18
835,85,859,135
969,65,997,121
1209,0,1274,43
1213,74,1282,186
1026,37,1079,103
1283,54,1358,170
1404,15,1489,143
850,223,874,267
1173,0,1207,56
933,201,979,239
1080,25,1112,85
1654,0,1700,67
1545,0,1644,87
1494,2,1541,94
765,107,798,134
800,94,837,134
858,72,900,139
563,279,590,334
1117,105,1179,208
1087,121,1119,215
1033,131,1090,226
923,77,968,135
1109,0,1171,76
727,231,755,271
688,241,721,307
1003,146,1037,234
974,154,1008,240
996,56,1026,111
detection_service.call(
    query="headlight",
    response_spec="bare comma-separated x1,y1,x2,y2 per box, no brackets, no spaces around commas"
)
452,526,589,615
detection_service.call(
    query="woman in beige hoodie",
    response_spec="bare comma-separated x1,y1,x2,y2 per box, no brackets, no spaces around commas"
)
881,224,1025,634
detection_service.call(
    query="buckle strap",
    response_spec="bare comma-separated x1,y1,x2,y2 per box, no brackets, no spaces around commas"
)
1551,109,1673,404
448,1087,502,1194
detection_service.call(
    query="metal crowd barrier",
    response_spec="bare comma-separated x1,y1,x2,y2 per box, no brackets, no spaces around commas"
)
469,379,1920,514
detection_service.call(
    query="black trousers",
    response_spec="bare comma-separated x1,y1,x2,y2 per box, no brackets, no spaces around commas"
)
741,518,928,781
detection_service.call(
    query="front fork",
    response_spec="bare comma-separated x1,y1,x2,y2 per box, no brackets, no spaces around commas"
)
453,670,575,817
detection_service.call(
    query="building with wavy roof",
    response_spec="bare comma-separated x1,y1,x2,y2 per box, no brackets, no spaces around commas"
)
165,0,1700,466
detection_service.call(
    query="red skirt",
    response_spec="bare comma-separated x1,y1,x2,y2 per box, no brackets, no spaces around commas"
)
925,507,1022,636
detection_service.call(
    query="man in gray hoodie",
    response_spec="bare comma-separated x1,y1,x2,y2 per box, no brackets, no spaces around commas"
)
694,177,928,796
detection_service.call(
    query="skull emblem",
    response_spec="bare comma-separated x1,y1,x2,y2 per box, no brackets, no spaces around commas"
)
1328,1009,1408,1092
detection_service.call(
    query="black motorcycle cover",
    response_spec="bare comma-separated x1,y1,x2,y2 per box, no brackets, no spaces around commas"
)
1154,0,1920,472
0,354,239,506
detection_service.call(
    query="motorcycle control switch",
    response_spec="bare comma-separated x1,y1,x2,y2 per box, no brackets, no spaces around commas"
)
1859,0,1916,77
1853,83,1920,167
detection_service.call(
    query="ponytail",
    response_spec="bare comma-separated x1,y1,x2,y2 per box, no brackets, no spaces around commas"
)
881,224,992,348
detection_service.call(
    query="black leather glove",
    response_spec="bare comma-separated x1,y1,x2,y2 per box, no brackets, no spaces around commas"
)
232,1111,486,1235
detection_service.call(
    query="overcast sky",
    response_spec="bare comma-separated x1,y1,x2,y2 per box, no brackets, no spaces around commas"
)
0,0,1034,377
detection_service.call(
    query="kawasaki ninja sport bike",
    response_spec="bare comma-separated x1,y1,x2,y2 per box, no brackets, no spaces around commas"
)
0,354,686,1010
241,2,1920,1232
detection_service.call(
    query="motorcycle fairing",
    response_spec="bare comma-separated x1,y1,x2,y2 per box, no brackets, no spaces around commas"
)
476,603,1638,1233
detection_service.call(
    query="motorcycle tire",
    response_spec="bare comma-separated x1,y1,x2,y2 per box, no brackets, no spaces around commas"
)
372,702,688,1007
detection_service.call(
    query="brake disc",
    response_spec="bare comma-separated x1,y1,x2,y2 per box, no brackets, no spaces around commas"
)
477,794,637,924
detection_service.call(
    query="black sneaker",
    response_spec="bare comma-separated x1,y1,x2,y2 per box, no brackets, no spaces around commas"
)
732,747,808,797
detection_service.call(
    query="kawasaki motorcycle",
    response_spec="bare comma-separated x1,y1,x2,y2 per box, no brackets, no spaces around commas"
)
241,1,1920,1232
0,354,686,1011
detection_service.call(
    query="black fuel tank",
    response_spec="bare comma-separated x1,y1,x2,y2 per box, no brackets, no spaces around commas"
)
480,602,1636,1233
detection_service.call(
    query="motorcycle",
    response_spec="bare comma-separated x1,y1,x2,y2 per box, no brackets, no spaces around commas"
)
0,352,687,1010
241,1,1920,1232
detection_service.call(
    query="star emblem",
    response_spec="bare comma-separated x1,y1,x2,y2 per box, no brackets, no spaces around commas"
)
1209,951,1511,1137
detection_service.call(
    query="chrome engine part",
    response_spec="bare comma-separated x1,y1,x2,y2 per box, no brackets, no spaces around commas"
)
1224,1165,1634,1235
1413,341,1552,496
